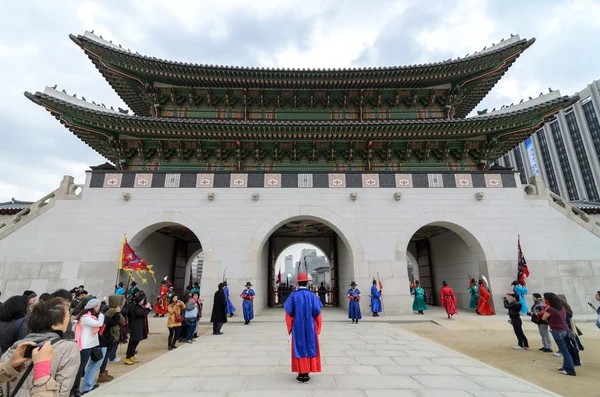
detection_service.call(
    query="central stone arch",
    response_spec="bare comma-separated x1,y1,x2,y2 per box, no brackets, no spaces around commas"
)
244,205,364,311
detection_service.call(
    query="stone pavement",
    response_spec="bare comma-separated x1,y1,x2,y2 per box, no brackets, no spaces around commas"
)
91,309,560,397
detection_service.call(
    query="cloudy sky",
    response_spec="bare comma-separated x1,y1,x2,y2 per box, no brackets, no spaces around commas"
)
1,0,599,201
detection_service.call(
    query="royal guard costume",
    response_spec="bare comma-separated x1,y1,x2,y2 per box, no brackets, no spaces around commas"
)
347,281,362,323
440,281,458,319
370,279,382,317
154,279,169,317
283,272,322,384
468,278,479,312
477,279,494,315
241,282,255,325
223,281,236,317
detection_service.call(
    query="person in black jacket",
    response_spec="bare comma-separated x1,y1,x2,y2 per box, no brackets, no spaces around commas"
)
210,283,227,335
124,293,151,365
504,293,529,350
0,295,29,354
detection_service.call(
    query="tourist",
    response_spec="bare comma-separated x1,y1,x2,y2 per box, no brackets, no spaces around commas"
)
190,292,202,338
318,283,327,305
73,298,105,395
167,286,174,304
528,293,553,353
0,295,30,354
49,289,75,340
70,291,88,316
347,281,362,323
468,279,479,313
557,295,583,366
511,280,529,314
183,294,199,343
503,293,529,350
440,281,458,319
154,280,168,318
97,295,125,382
125,293,151,365
370,279,382,317
477,280,494,316
587,291,600,328
178,291,192,343
240,282,255,325
411,280,427,315
23,290,38,306
167,295,185,349
283,271,322,384
1,297,80,397
210,283,227,335
38,293,51,304
190,282,200,297
541,292,576,376
0,341,61,397
114,282,125,295
223,281,236,318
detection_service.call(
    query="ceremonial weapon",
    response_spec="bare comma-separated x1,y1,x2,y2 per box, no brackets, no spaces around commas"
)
222,268,227,283
377,272,385,315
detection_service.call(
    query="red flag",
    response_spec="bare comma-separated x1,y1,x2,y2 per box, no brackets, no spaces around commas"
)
379,279,383,290
276,269,281,285
120,235,156,283
517,235,529,285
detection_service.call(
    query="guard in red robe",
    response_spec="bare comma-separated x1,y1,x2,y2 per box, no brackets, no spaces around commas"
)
477,279,494,316
440,281,458,319
283,272,322,384
154,279,168,317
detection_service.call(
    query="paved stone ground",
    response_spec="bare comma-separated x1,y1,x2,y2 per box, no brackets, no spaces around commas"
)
91,309,560,397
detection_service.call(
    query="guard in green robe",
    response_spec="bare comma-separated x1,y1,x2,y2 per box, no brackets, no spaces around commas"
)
411,280,428,314
468,278,479,312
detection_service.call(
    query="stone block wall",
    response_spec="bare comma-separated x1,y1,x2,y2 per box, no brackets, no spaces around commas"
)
1,172,599,317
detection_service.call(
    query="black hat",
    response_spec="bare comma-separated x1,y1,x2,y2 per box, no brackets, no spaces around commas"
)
442,280,448,286
23,290,37,300
245,282,252,287
193,282,199,287
161,280,166,285
223,281,228,286
131,281,137,286
350,281,357,287
372,279,377,285
118,281,124,287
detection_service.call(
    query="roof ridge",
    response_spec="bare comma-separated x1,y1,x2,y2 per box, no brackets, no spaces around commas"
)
74,30,532,73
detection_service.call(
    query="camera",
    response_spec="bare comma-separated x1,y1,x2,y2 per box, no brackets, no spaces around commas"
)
24,343,44,359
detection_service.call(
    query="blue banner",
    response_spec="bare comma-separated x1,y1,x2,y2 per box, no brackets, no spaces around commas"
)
525,138,540,177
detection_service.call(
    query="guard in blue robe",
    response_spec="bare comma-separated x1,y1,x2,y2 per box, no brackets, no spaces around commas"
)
241,282,255,324
512,281,528,314
347,281,362,323
370,279,382,316
283,272,322,383
223,281,236,316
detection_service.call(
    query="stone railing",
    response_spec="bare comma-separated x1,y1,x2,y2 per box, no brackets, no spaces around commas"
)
524,175,600,237
0,176,83,240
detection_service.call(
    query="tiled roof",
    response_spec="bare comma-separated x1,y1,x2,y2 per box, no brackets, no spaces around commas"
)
70,31,535,118
572,200,600,214
0,198,33,215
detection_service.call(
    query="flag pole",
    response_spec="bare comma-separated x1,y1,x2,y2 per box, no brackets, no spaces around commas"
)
377,272,385,315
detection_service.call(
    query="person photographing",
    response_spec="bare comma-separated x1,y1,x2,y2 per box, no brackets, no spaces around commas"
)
503,293,529,350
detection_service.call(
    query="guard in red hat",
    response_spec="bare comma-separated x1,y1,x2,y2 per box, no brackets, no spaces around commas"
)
283,272,323,384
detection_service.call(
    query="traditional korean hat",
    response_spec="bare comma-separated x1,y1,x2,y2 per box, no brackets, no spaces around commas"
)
245,281,253,287
294,272,310,283
350,281,357,287
372,279,377,285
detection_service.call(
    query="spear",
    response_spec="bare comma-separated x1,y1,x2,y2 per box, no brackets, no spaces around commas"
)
377,272,385,315
222,268,227,283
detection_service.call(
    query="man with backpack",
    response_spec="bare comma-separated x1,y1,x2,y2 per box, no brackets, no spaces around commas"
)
183,296,199,343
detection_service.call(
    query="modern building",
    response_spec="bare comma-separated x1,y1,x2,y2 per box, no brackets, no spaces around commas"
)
1,32,599,313
497,80,600,203
284,255,294,278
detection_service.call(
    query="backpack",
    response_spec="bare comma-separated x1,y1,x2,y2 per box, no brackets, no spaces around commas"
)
185,301,197,319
